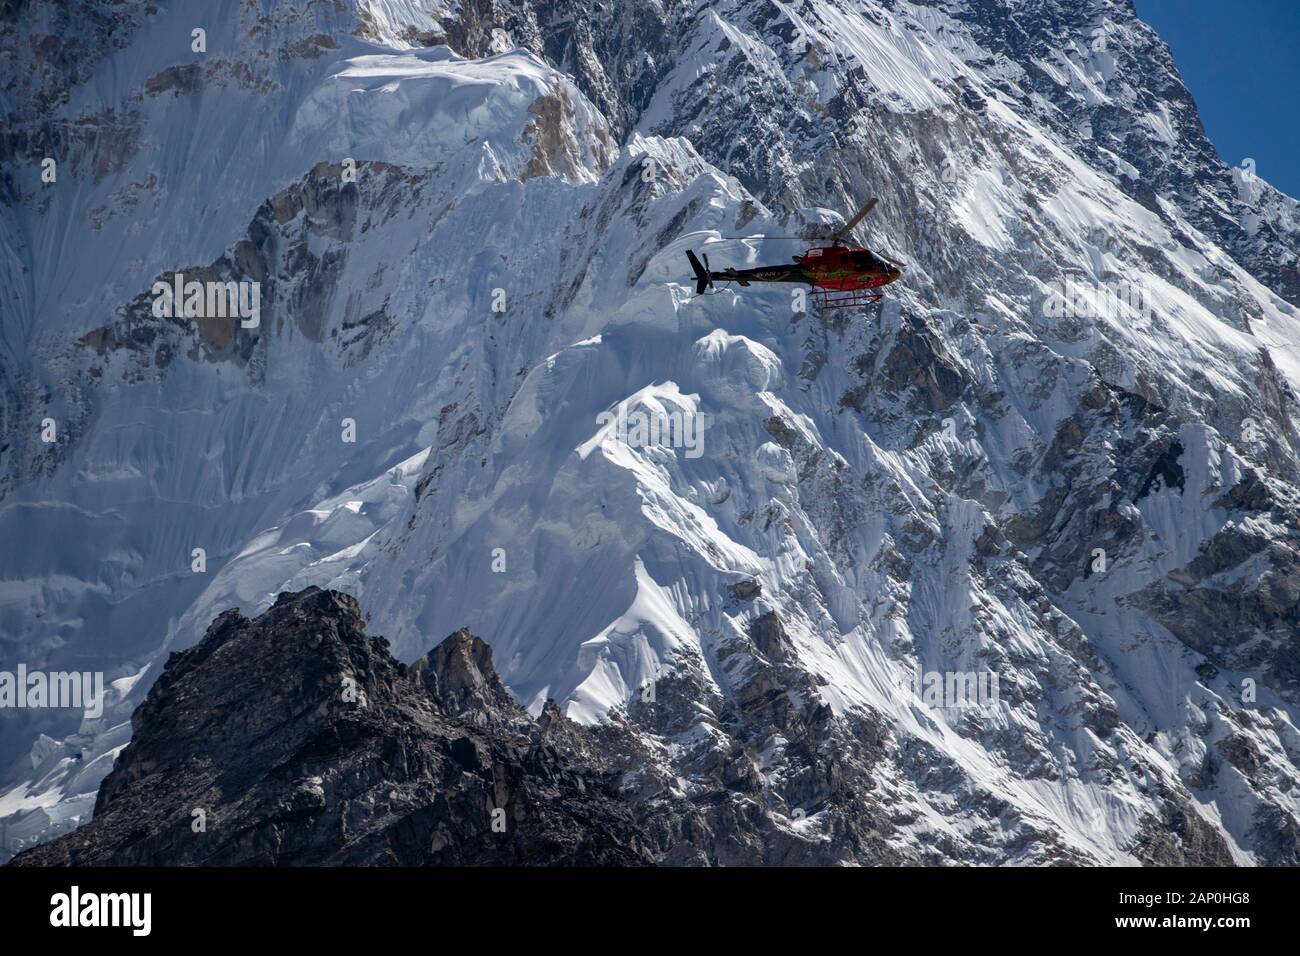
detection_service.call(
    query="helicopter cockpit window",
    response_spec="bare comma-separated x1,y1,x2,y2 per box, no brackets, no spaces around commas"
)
850,251,881,270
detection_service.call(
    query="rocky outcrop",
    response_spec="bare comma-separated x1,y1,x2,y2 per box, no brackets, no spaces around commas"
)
9,588,654,866
9,587,909,867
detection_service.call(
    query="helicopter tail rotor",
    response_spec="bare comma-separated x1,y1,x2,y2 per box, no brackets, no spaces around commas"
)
686,249,713,295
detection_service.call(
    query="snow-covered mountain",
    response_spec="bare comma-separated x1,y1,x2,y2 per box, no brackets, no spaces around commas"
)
3,0,1299,864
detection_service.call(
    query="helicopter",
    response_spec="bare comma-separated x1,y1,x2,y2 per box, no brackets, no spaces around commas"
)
685,197,903,308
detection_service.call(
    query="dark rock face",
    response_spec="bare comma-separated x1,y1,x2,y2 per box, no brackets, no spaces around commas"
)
9,588,654,866
1128,788,1234,866
8,587,906,867
1129,475,1300,687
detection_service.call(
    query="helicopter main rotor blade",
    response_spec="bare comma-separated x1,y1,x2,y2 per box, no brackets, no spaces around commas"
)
832,196,878,244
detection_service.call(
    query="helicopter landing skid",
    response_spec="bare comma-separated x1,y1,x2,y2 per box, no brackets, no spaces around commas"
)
812,288,884,310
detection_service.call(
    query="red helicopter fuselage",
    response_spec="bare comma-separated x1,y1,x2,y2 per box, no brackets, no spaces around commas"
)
793,244,902,292
686,243,902,306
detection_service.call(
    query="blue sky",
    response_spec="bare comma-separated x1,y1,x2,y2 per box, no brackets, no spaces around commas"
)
1134,0,1300,198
